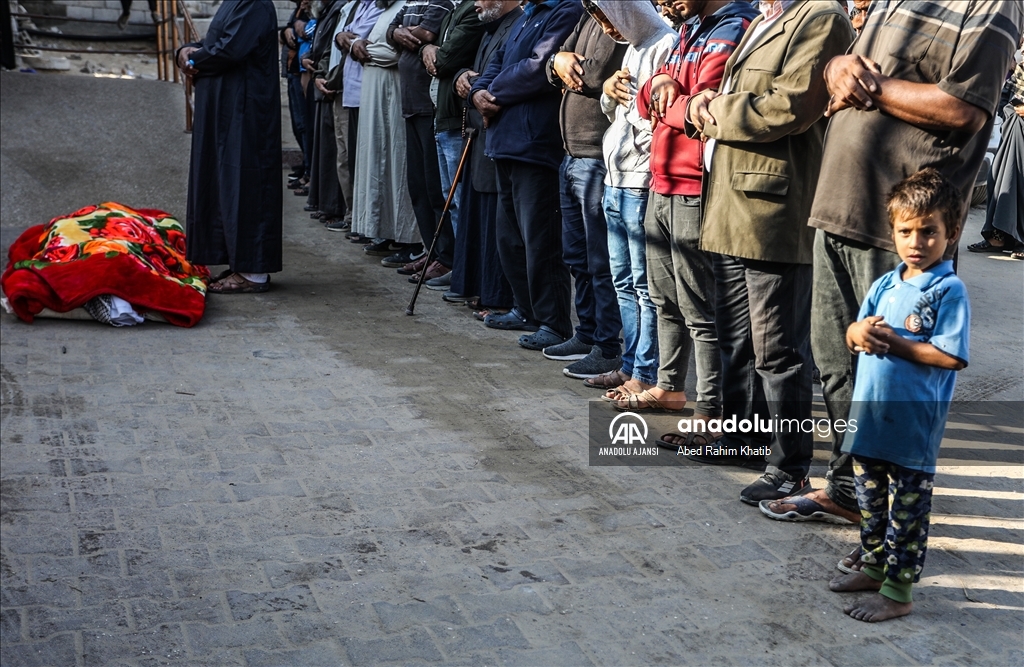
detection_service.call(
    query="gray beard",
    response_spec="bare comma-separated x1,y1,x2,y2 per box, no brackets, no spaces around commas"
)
477,5,503,23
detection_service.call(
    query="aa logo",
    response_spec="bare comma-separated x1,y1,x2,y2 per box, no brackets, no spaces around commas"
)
609,412,649,446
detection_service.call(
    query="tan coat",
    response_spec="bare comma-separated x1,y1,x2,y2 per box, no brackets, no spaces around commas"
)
692,1,855,265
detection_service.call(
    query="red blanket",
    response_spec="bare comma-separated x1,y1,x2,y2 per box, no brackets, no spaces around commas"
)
2,202,210,327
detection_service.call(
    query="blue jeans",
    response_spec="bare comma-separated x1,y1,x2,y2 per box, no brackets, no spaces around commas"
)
560,156,622,357
436,129,465,238
604,186,658,385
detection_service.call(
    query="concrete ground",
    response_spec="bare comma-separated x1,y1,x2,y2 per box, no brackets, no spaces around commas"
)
1,71,1022,667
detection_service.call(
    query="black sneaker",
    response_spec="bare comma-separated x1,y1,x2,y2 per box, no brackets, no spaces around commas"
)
542,335,593,361
563,348,622,379
364,239,404,256
325,219,351,233
381,246,424,268
739,473,811,506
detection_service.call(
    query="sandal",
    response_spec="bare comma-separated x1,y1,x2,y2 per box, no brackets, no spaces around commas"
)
599,385,635,402
836,546,863,574
208,273,271,294
465,297,482,310
583,369,631,390
967,230,1007,253
210,268,233,283
758,495,858,525
654,431,723,450
473,308,508,322
1010,249,1024,260
614,389,685,414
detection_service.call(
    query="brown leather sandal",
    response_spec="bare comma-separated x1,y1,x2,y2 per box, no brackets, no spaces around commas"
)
208,273,271,294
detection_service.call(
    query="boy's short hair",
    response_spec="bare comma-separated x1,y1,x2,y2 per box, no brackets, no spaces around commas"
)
886,168,963,236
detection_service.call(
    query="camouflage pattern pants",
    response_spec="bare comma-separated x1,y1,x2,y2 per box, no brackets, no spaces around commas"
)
853,456,935,603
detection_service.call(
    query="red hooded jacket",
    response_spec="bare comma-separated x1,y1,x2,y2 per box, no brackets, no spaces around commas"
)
636,2,757,196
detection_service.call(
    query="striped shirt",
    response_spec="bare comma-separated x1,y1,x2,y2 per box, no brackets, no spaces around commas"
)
391,0,458,117
809,0,1024,251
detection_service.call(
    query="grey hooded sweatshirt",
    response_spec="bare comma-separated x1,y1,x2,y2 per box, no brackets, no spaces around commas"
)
597,0,677,189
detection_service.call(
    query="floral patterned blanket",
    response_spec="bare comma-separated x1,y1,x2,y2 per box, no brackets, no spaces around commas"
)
1,202,210,327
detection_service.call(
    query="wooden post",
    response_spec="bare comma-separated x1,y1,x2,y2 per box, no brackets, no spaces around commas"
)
156,0,164,81
170,0,179,84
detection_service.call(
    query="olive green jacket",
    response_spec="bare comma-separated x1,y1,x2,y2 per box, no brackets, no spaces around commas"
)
688,1,855,264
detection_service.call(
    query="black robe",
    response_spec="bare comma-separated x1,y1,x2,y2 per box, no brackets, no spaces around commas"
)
184,0,282,274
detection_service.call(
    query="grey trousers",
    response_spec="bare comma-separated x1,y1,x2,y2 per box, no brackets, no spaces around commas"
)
332,100,353,222
811,229,899,509
644,192,721,416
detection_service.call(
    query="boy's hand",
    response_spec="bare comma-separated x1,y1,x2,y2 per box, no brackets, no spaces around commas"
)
847,316,890,355
603,68,633,107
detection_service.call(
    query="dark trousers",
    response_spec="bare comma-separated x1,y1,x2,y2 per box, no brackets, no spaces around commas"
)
450,172,513,309
715,255,814,480
303,77,315,178
560,156,621,357
406,114,453,266
347,107,359,180
312,98,342,218
812,229,900,510
495,159,572,337
286,74,307,172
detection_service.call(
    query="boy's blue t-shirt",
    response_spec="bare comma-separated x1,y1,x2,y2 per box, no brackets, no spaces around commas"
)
842,260,970,472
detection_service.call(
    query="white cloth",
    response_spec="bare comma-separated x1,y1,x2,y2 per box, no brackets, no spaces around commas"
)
351,0,418,243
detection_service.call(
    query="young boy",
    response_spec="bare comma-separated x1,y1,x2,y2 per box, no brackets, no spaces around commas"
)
828,168,970,622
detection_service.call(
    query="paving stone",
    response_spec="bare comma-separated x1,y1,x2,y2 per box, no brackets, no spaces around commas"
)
82,624,188,666
226,584,319,620
372,595,468,633
185,617,286,651
481,561,571,592
432,617,532,655
341,627,444,666
26,602,129,640
496,640,594,667
0,634,78,667
1,608,23,643
242,642,347,667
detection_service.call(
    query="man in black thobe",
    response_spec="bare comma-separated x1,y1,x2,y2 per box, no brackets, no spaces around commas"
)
177,0,282,293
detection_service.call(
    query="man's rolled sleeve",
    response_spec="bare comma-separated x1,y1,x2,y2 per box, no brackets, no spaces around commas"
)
936,1,1024,116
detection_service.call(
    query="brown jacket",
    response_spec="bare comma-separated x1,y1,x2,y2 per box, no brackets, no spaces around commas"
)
689,1,855,264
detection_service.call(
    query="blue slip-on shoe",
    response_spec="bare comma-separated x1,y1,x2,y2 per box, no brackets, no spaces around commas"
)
485,308,539,332
518,326,567,351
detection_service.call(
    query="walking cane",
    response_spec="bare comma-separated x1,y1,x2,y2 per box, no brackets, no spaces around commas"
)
406,127,477,316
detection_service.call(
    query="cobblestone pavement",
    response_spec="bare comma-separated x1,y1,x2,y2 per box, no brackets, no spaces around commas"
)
2,73,1023,667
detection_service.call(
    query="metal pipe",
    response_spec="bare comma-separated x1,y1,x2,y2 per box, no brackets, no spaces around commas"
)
14,44,158,55
12,12,148,25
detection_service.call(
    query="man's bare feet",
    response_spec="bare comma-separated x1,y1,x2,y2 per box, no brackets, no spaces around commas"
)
584,369,630,390
604,378,654,401
829,571,882,592
844,594,913,622
763,489,860,524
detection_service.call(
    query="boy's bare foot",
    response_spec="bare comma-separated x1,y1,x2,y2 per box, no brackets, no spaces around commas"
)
838,546,864,573
829,571,882,592
844,594,913,622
